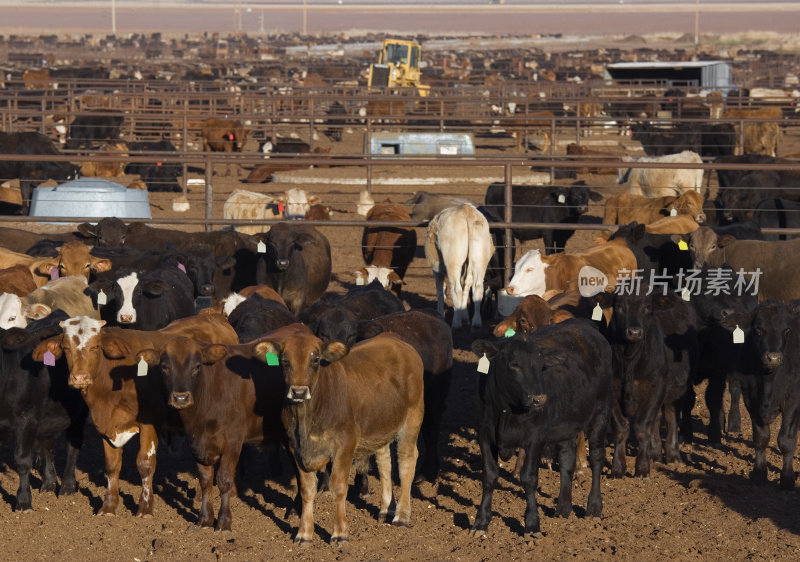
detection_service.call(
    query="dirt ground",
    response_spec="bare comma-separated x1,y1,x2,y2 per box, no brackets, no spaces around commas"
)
3,80,800,562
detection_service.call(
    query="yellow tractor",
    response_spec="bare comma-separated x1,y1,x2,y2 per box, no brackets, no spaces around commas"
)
367,39,430,97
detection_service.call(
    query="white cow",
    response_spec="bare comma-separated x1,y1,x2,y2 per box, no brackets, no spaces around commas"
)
618,150,704,198
506,250,548,298
425,204,494,331
0,276,98,329
223,189,280,235
276,187,321,220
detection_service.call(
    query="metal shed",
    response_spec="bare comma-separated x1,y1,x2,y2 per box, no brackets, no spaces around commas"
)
604,60,734,92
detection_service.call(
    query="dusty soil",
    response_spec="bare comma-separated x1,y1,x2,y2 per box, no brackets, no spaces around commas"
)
3,102,800,561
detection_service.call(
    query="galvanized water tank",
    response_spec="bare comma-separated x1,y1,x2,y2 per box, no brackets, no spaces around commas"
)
30,178,151,219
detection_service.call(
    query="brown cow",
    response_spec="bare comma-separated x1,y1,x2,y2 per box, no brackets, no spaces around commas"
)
136,327,303,530
32,313,238,517
0,241,111,287
304,204,332,220
254,324,424,544
244,146,331,184
359,200,417,294
0,264,37,297
80,142,129,178
495,107,555,153
721,107,783,156
201,118,248,176
603,191,706,225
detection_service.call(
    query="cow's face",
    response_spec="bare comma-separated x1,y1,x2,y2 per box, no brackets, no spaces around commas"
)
115,272,141,324
79,217,129,247
750,301,792,371
55,241,111,281
255,332,348,403
0,293,28,329
668,190,706,223
284,188,313,220
141,337,226,409
610,292,652,344
507,250,547,297
57,316,107,388
267,225,315,271
472,338,547,413
354,266,403,293
310,307,359,348
688,227,722,268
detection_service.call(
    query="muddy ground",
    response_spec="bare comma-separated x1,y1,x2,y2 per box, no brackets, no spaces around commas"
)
2,97,800,561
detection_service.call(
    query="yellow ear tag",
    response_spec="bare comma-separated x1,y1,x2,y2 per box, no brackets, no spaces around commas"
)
592,303,603,321
266,352,280,366
678,240,689,251
477,354,490,374
137,357,148,377
733,325,745,344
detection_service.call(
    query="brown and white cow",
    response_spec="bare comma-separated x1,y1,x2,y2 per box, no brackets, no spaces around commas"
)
201,118,248,176
0,275,98,329
254,324,424,544
32,313,238,517
359,200,417,295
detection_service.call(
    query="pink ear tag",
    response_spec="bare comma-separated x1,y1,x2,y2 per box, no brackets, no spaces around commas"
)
43,350,56,366
50,267,59,280
177,263,187,274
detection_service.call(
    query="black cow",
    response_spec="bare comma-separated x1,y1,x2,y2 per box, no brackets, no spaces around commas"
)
732,300,800,489
259,137,311,154
484,181,603,254
0,131,80,215
631,122,735,158
257,223,331,315
754,198,800,241
0,310,86,510
227,293,298,343
322,100,348,142
470,319,612,537
298,281,405,347
124,140,182,192
360,309,453,484
608,223,692,281
688,265,758,443
65,114,124,150
603,290,671,478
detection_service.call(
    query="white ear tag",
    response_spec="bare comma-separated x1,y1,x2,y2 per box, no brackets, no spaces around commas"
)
356,277,365,286
257,241,266,253
137,357,148,377
670,208,678,217
477,353,490,374
592,303,603,321
97,290,107,306
557,194,566,204
681,288,691,302
733,325,745,344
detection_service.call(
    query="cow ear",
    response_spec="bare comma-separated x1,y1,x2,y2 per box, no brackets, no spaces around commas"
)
353,269,367,285
254,340,281,361
669,234,686,247
101,335,131,360
550,309,573,323
217,256,236,270
321,340,349,364
589,190,604,202
25,303,52,320
308,195,321,205
492,317,515,337
77,222,98,239
295,233,317,246
387,271,405,286
201,344,228,365
136,349,160,367
631,222,646,240
357,320,384,340
471,339,499,359
143,280,170,297
34,261,58,277
32,336,63,362
91,258,112,273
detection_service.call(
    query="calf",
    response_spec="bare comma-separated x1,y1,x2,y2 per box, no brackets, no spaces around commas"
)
105,265,195,330
124,140,182,192
733,300,800,488
0,275,98,329
617,151,704,198
603,191,706,225
227,293,298,343
254,325,424,544
65,114,124,150
259,222,331,314
470,319,611,537
425,204,494,330
201,118,247,176
0,310,86,511
361,201,417,293
484,181,603,254
406,190,475,221
32,313,238,516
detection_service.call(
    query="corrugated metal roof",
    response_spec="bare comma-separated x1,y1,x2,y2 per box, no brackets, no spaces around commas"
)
607,61,728,69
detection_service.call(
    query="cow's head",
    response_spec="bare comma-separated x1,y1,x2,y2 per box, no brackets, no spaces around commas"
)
77,217,129,247
608,290,655,345
687,227,730,269
471,338,547,413
162,245,234,298
254,324,348,404
274,188,321,220
667,190,706,223
266,224,317,271
138,336,227,409
748,301,793,372
306,305,360,348
51,241,111,281
353,266,403,294
32,316,108,389
506,250,547,297
0,293,51,329
557,183,602,214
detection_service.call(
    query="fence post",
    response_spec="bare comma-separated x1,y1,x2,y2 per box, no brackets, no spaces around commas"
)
503,162,513,286
204,157,213,232
366,117,372,193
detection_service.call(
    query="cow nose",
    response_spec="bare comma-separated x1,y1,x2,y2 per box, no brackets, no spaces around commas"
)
170,392,193,408
719,308,735,319
696,213,707,223
287,385,311,402
528,393,547,410
276,259,290,270
506,285,517,296
626,327,643,341
118,313,134,324
722,210,734,222
68,372,92,389
199,283,215,296
577,205,588,213
763,352,783,368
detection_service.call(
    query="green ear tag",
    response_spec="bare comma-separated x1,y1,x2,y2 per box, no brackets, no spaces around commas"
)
265,352,280,366
504,327,516,338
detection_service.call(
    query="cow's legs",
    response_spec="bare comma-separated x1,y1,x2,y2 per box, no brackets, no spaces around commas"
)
294,467,318,544
329,447,354,544
215,446,240,531
586,410,606,517
433,270,446,318
375,444,393,522
727,377,743,434
470,426,500,537
61,416,85,495
610,401,629,478
555,439,576,518
196,463,216,527
750,421,770,484
394,413,422,527
662,401,682,464
135,426,158,517
13,423,36,511
519,442,544,536
38,437,58,493
100,440,123,515
777,411,799,490
469,264,485,331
